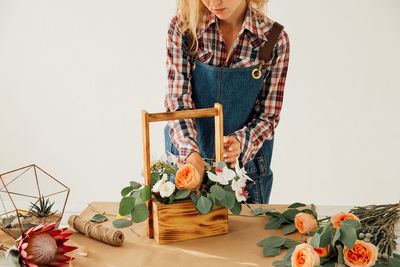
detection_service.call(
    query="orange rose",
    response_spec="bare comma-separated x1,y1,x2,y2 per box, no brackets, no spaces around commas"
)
294,213,318,234
174,164,201,190
291,243,320,267
306,237,331,257
343,240,378,267
330,213,360,229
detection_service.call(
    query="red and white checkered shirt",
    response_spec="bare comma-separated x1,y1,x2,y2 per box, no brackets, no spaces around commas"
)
164,6,290,166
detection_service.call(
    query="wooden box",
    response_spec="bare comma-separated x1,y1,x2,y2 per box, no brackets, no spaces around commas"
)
142,103,228,244
152,197,228,244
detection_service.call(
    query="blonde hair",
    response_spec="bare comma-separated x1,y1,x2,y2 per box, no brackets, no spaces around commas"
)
176,0,269,51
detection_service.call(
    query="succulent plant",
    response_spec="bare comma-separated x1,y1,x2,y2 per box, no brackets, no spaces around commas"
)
29,195,57,218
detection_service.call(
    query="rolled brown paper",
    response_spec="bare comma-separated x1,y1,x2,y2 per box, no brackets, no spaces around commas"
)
67,215,124,246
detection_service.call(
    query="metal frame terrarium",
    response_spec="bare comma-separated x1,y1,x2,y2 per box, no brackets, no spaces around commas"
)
0,164,70,240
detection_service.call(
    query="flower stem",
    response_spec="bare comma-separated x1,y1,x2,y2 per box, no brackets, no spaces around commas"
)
87,204,117,217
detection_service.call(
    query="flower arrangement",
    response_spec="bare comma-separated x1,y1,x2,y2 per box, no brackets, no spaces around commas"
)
254,202,400,267
2,222,77,266
111,155,251,228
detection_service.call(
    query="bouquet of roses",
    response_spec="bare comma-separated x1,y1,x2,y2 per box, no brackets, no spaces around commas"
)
255,202,400,267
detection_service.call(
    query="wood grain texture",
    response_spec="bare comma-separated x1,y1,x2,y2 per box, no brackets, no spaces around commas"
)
142,110,153,238
214,103,224,163
152,197,228,244
148,108,218,122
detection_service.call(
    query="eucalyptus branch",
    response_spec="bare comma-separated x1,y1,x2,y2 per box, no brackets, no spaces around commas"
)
87,203,117,217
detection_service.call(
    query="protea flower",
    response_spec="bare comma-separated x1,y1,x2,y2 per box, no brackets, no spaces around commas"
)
17,222,77,266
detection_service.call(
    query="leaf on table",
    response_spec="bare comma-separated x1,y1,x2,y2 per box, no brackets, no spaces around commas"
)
283,238,300,249
288,202,306,209
251,207,273,216
257,236,286,248
112,218,132,228
282,224,297,235
265,217,284,230
263,246,281,257
90,214,108,223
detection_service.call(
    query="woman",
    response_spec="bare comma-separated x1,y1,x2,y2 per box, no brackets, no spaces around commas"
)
164,0,290,204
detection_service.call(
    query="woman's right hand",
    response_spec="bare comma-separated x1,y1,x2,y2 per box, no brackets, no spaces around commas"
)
185,152,205,190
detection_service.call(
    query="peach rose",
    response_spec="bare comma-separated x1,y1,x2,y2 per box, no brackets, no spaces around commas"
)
291,243,320,267
174,164,201,190
330,213,360,229
306,237,331,257
294,213,318,234
343,240,378,267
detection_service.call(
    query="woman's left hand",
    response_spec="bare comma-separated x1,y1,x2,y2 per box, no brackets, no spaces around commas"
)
223,136,241,168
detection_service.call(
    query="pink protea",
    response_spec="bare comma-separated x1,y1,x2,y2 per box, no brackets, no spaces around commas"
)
17,222,77,266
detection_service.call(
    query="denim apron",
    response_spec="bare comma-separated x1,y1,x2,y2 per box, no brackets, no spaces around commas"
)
164,58,274,204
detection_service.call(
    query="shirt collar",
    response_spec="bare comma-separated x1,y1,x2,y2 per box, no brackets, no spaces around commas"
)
198,6,267,42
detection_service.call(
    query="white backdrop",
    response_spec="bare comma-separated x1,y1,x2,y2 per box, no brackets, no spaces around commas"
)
0,0,399,212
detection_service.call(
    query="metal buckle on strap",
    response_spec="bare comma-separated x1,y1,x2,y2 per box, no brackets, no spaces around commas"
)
251,64,263,79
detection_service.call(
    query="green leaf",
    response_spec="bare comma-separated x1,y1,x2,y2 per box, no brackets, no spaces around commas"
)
210,185,225,200
119,197,136,216
150,173,160,187
222,191,235,209
284,247,295,260
190,193,200,204
131,203,149,223
319,226,334,248
339,223,356,249
140,185,151,202
175,189,191,200
251,207,273,216
229,200,242,215
283,238,300,249
207,193,215,211
263,246,281,257
257,236,286,248
340,219,361,230
265,217,284,230
310,232,321,248
168,193,175,204
393,253,400,260
272,260,291,266
331,228,341,246
196,196,212,214
387,258,400,267
282,209,300,221
112,218,132,228
311,203,318,218
121,186,133,197
90,214,108,223
130,180,142,190
282,224,297,235
288,202,306,208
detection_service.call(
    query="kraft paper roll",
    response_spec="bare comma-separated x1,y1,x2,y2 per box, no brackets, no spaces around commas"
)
68,215,124,246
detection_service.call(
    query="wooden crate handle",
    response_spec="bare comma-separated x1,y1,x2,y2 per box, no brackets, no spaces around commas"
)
142,103,224,238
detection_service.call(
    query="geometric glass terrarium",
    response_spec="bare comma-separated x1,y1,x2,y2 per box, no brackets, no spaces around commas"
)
0,164,69,240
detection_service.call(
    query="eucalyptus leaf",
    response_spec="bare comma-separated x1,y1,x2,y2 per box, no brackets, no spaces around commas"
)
112,218,132,228
150,173,160,187
222,191,235,209
251,207,273,216
310,232,321,248
190,193,200,204
210,185,225,200
284,247,295,260
140,185,151,202
119,197,136,216
339,224,356,249
229,200,242,215
207,193,215,211
282,209,300,221
175,189,191,200
131,203,149,223
265,217,284,230
257,236,286,248
283,238,300,249
130,181,142,190
263,246,281,257
121,186,133,197
320,226,334,247
311,204,318,218
288,202,306,209
272,260,291,266
196,196,212,214
340,219,361,230
90,214,108,223
282,224,297,235
331,228,341,246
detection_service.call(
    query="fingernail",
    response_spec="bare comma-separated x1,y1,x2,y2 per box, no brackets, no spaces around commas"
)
223,153,227,157
229,147,233,151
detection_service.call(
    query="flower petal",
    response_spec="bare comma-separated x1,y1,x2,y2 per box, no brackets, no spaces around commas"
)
221,167,236,181
57,245,78,253
207,171,222,183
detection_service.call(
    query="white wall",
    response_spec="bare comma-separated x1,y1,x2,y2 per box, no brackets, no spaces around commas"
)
0,0,399,211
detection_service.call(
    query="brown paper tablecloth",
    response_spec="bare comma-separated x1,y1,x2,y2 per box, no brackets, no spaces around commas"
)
63,202,303,267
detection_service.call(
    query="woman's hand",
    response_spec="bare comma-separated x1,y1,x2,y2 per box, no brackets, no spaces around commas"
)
223,136,241,168
185,152,205,191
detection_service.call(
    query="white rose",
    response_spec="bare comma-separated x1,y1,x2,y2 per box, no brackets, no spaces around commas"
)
152,177,166,193
159,181,176,198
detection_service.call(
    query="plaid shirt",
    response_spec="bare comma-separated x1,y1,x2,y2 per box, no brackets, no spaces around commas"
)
164,6,290,166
